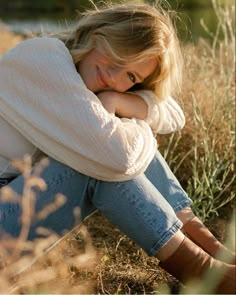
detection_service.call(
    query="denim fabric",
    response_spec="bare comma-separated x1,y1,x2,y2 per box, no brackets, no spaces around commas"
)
0,150,192,256
0,177,16,188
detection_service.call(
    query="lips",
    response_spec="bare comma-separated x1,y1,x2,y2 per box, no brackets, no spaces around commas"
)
96,66,108,89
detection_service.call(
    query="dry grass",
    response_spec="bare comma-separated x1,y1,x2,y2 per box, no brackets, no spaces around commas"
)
0,157,173,294
158,1,235,222
0,2,235,292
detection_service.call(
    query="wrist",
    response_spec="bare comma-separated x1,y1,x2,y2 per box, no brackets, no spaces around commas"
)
97,91,117,114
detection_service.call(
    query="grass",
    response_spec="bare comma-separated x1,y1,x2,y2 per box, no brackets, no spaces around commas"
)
0,1,235,293
159,0,235,223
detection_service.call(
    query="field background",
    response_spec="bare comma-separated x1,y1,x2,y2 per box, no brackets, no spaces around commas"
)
0,0,235,293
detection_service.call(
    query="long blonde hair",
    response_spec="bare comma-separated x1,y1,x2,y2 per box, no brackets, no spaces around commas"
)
56,2,183,101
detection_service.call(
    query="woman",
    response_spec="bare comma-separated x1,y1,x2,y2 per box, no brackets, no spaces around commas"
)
0,3,235,293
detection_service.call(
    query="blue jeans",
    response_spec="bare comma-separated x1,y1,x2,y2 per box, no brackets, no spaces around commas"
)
0,151,192,256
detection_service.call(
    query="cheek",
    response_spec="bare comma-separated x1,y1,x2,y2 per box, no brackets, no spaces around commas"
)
110,80,130,93
118,77,135,92
108,74,132,92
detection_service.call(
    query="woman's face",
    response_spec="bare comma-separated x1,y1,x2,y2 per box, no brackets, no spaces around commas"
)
78,49,158,93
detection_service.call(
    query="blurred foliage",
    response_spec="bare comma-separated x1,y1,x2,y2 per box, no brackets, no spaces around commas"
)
0,0,234,14
1,0,234,43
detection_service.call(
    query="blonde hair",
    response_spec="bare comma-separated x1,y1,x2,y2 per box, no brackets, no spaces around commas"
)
56,2,183,101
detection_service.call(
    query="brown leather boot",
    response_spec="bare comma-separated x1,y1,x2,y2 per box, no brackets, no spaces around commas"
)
159,236,236,294
183,217,236,265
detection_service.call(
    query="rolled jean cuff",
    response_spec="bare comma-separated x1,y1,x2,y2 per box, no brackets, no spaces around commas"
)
172,197,193,214
147,218,183,256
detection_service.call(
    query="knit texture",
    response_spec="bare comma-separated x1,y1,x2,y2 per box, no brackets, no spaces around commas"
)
132,90,185,135
0,37,184,181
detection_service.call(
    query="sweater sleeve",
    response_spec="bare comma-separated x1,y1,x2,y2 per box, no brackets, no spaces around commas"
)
0,37,157,181
133,90,185,135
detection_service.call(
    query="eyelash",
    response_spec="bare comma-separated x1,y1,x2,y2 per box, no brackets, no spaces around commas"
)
127,72,136,83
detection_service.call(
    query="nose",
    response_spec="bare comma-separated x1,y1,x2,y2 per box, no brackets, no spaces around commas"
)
107,66,126,91
108,66,123,82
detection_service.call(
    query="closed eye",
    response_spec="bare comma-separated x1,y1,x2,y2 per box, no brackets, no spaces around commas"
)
127,72,136,84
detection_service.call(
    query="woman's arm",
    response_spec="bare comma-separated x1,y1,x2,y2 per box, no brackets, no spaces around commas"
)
97,91,148,119
97,90,185,135
132,90,186,135
0,37,157,181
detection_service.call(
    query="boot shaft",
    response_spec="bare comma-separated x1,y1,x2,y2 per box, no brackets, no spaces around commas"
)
159,237,236,294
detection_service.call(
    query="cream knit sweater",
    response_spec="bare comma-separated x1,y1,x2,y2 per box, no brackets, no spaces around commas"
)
0,37,185,181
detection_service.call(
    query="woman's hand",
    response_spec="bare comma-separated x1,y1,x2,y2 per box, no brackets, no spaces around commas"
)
97,91,148,119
